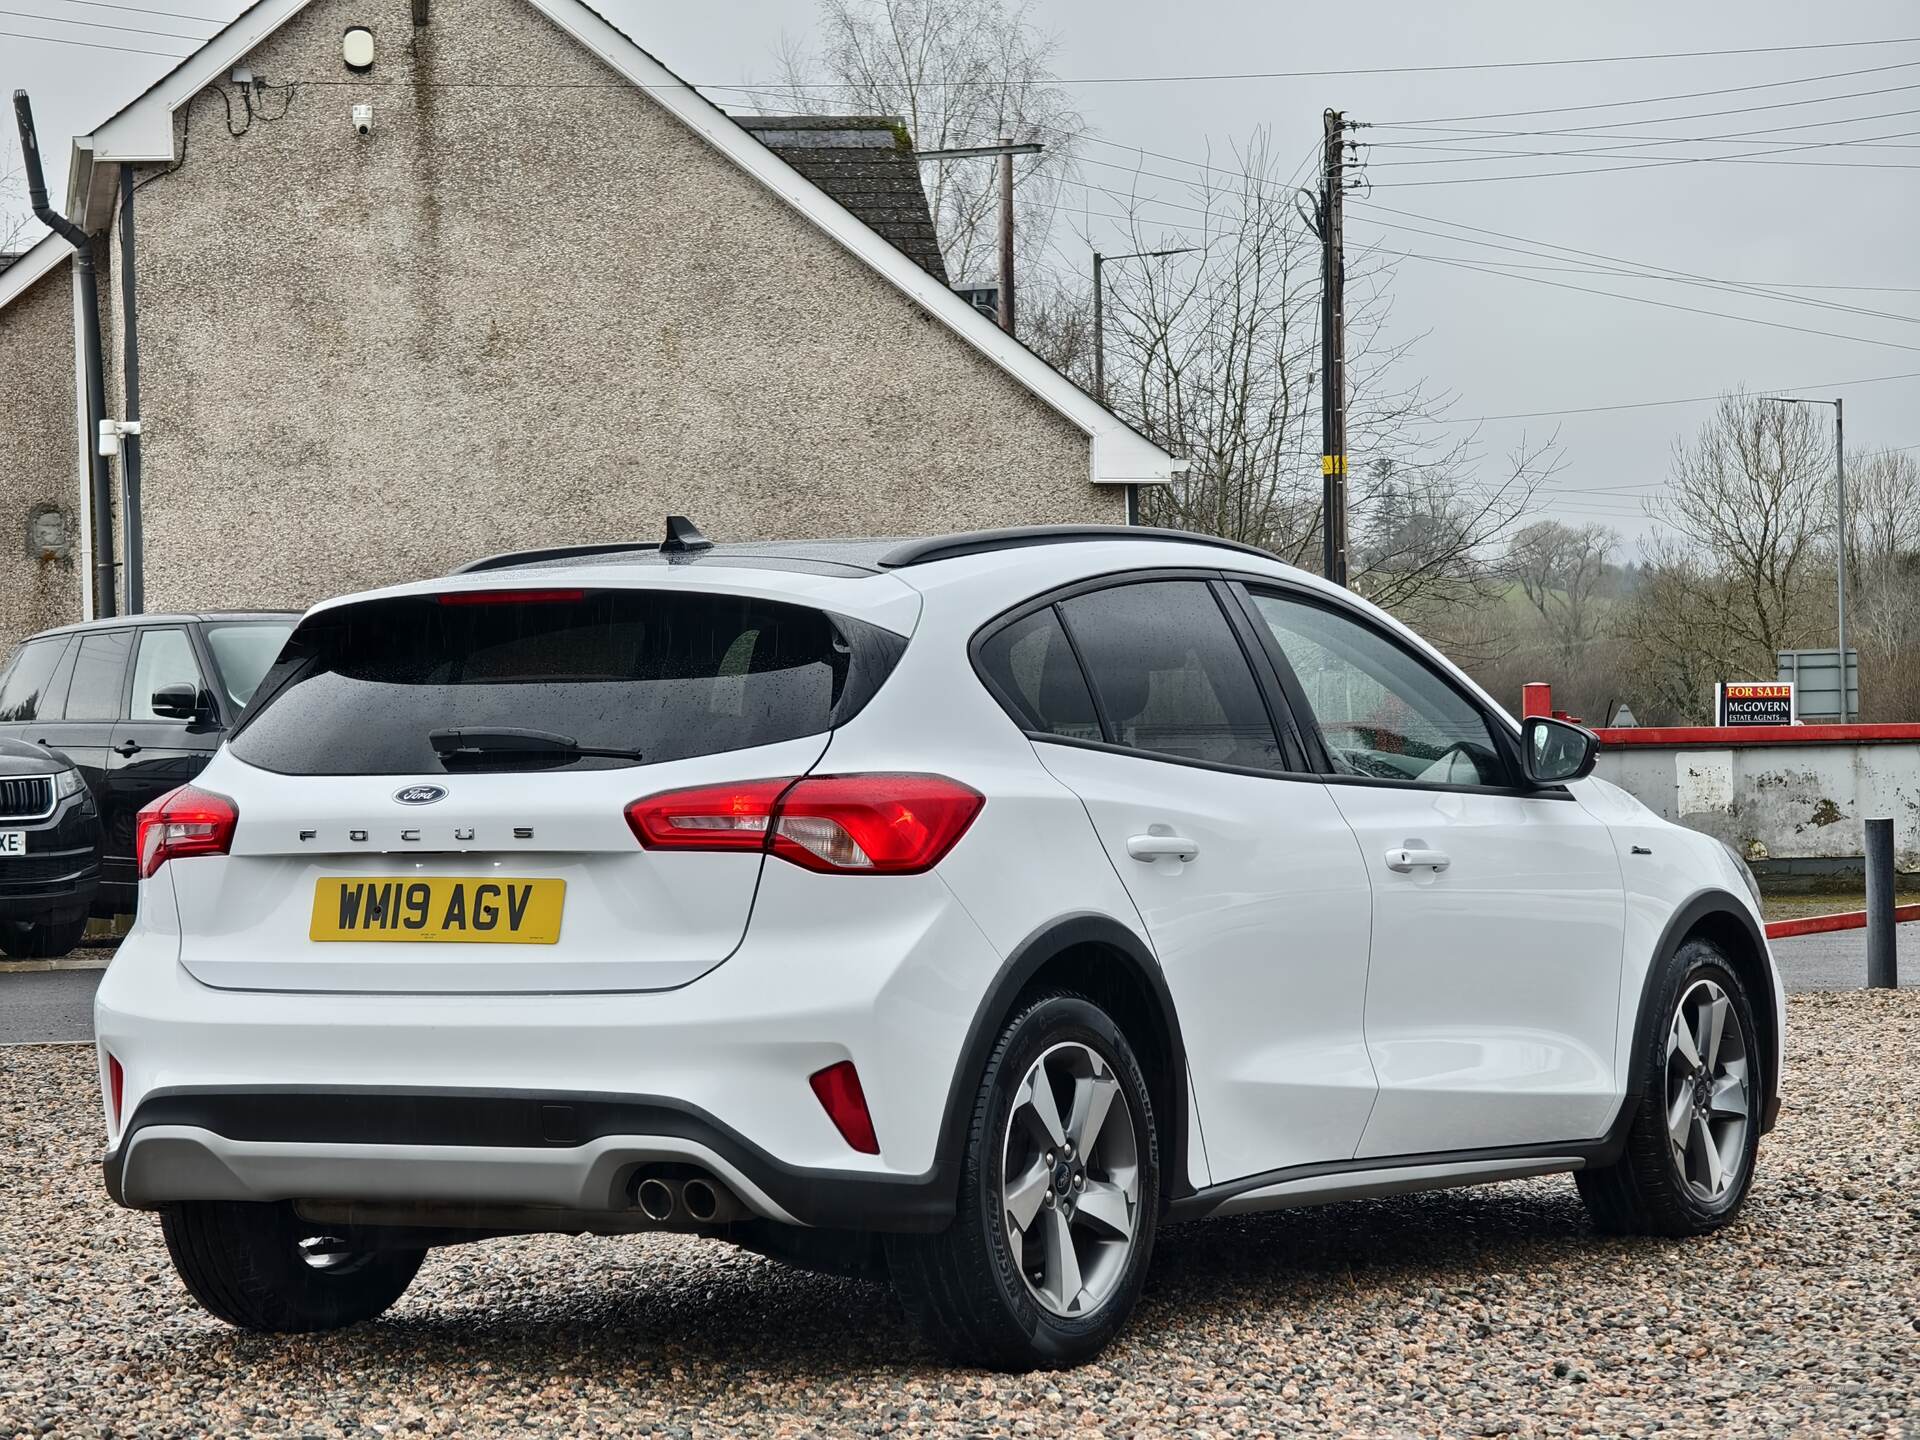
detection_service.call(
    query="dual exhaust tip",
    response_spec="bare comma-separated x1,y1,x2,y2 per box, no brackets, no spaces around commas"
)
633,1172,739,1226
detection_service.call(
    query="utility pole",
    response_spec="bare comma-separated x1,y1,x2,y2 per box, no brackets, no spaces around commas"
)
1318,107,1352,588
915,140,1042,333
998,136,1016,333
1762,394,1850,720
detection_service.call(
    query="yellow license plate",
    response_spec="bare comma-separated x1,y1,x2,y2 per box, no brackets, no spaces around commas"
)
310,877,565,944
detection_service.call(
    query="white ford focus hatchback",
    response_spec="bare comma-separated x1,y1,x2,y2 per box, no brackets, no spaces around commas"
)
97,522,1783,1369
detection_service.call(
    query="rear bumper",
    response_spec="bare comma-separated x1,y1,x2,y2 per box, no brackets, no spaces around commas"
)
95,863,1008,1230
101,1088,953,1229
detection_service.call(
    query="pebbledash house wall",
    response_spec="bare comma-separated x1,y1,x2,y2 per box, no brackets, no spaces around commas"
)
0,257,82,657
107,0,1116,615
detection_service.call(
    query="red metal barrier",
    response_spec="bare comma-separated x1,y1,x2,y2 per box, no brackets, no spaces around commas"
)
1517,680,1920,747
1596,723,1920,748
1764,903,1920,940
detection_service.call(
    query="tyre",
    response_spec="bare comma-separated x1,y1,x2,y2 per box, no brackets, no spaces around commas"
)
887,993,1159,1370
0,910,89,960
1577,937,1763,1237
160,1200,425,1332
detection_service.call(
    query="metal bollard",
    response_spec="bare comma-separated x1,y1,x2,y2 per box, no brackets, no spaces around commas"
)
1865,817,1897,989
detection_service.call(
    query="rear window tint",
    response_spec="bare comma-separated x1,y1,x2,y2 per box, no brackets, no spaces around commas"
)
231,589,903,775
0,639,70,723
975,607,1101,742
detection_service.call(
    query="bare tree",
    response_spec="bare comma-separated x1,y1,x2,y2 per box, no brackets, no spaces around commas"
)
1086,132,1555,624
1608,552,1740,724
1506,520,1618,671
1017,280,1094,389
1646,389,1832,672
1,133,32,260
768,0,1086,294
1844,448,1920,720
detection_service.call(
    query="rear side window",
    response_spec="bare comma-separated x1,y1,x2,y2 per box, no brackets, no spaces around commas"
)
1056,581,1285,771
0,639,71,723
231,589,904,775
975,608,1101,742
65,631,134,721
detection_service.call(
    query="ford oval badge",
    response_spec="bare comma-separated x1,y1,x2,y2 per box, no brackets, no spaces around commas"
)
394,784,448,806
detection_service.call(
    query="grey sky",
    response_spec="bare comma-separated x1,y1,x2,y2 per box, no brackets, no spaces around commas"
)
6,0,1917,547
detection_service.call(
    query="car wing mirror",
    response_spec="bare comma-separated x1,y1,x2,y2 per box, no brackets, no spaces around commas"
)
150,683,201,721
1522,716,1599,786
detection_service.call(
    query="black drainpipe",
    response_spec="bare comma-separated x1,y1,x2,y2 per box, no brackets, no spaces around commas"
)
117,165,143,614
13,89,117,619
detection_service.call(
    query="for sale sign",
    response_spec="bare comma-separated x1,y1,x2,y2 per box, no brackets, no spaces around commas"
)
1716,681,1795,726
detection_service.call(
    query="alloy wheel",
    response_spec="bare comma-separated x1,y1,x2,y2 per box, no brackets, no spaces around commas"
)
1663,977,1752,1203
1000,1041,1140,1318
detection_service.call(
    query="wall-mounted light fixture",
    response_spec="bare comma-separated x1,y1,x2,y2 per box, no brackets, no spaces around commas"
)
342,26,374,71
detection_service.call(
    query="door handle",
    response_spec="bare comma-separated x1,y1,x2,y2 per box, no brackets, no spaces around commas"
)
1127,834,1199,863
114,741,142,758
1385,846,1450,873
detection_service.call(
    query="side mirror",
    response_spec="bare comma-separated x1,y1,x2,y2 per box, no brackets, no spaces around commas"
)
150,683,203,721
1522,716,1599,786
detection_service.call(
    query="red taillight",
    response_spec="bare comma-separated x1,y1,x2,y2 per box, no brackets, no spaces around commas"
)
625,778,794,852
107,1054,124,1130
771,774,985,874
135,784,238,878
626,774,983,875
810,1060,879,1154
436,588,586,606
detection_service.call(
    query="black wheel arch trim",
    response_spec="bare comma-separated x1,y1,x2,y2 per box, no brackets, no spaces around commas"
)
928,910,1191,1210
1630,888,1781,1134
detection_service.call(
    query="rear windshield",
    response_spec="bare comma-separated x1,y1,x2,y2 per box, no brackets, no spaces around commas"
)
229,589,903,775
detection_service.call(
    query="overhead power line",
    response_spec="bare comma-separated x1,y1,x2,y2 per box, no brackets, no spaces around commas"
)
0,5,212,38
39,0,221,22
1348,199,1920,325
1366,97,1920,164
703,36,1920,91
1052,162,1920,334
1370,122,1920,185
1374,58,1920,126
1396,252,1920,354
0,23,184,53
1348,214,1920,328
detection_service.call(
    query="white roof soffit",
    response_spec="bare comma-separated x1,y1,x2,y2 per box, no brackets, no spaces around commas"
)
74,0,1178,485
0,232,75,313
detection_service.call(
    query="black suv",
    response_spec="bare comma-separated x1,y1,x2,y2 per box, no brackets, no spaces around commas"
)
0,613,295,918
0,737,102,957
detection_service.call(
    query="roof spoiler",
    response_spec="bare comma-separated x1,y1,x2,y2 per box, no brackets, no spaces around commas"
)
451,516,713,575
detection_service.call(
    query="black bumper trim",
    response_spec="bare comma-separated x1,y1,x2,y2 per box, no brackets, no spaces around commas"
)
102,1085,957,1232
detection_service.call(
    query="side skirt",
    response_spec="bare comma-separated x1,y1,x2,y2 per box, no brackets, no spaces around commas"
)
1166,1103,1636,1224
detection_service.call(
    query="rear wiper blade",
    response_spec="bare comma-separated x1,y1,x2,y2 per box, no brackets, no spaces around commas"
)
428,727,645,762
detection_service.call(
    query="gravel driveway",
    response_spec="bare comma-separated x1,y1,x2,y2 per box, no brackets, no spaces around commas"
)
4,991,1915,1438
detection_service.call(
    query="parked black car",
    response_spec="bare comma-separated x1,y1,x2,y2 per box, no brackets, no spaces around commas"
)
0,736,102,958
0,612,296,919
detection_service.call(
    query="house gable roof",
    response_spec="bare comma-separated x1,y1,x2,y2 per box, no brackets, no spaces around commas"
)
66,0,1177,485
739,116,949,286
0,232,72,313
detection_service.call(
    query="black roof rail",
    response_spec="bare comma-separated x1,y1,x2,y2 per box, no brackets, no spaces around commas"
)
877,524,1282,570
